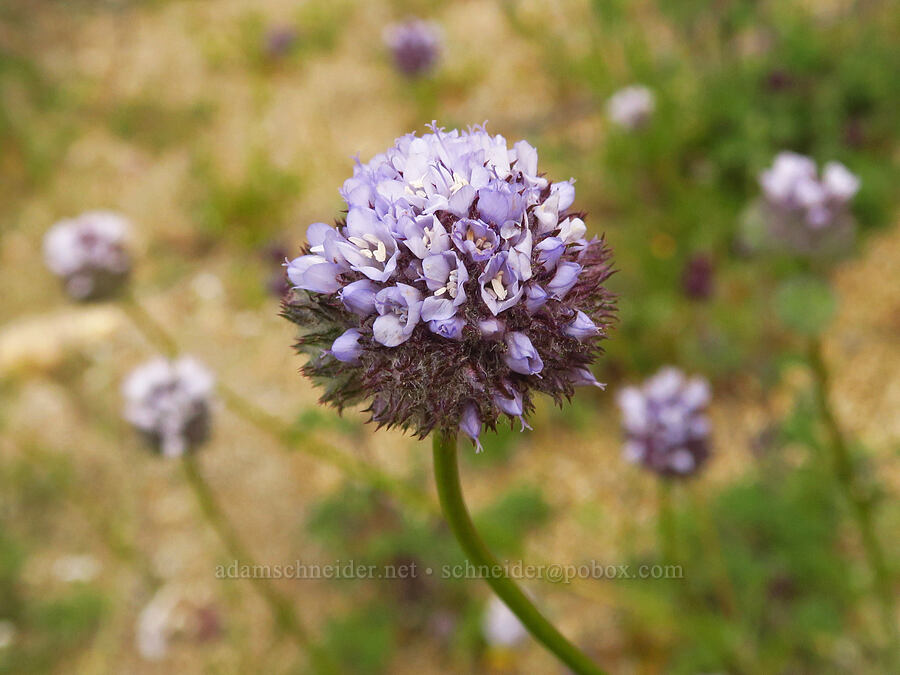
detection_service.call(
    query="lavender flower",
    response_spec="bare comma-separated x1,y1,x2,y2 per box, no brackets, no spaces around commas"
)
283,124,616,446
43,211,132,301
383,19,442,78
617,367,711,478
757,152,859,254
606,85,655,130
122,357,215,457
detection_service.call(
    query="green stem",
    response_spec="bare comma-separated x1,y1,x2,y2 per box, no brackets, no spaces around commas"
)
181,455,338,674
808,337,898,660
432,432,606,675
657,480,676,564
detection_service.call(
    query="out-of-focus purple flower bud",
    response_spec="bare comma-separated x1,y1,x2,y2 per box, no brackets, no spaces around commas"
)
43,211,132,301
383,19,442,78
564,311,599,339
459,403,484,452
263,26,298,59
617,367,711,479
757,152,860,255
681,253,714,300
504,332,543,375
122,357,215,458
332,329,363,364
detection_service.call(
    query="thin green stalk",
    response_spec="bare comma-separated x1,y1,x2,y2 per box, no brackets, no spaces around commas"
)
657,480,676,564
432,432,606,675
181,454,338,674
808,337,898,660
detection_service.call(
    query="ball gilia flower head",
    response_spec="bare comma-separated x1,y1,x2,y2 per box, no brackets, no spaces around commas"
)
43,210,132,301
283,124,616,450
617,367,711,478
122,357,215,458
755,152,859,255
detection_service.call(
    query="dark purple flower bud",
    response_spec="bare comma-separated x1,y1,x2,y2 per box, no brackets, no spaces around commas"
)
383,19,442,78
564,311,599,339
339,279,379,316
263,26,298,59
680,254,714,301
459,403,484,453
546,262,581,299
373,284,423,347
332,329,363,364
504,332,543,375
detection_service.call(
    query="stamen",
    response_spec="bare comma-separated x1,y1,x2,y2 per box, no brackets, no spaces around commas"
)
373,241,388,262
434,287,447,296
491,273,507,300
348,236,369,248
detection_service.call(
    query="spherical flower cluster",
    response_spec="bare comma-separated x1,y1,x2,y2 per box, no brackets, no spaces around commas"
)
382,19,442,77
43,210,132,301
283,124,616,449
606,85,655,130
617,367,711,478
758,152,859,253
122,356,215,458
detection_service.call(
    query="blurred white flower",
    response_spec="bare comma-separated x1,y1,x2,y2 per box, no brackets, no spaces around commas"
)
606,85,655,129
43,211,132,300
482,596,528,648
0,621,16,650
52,554,101,583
